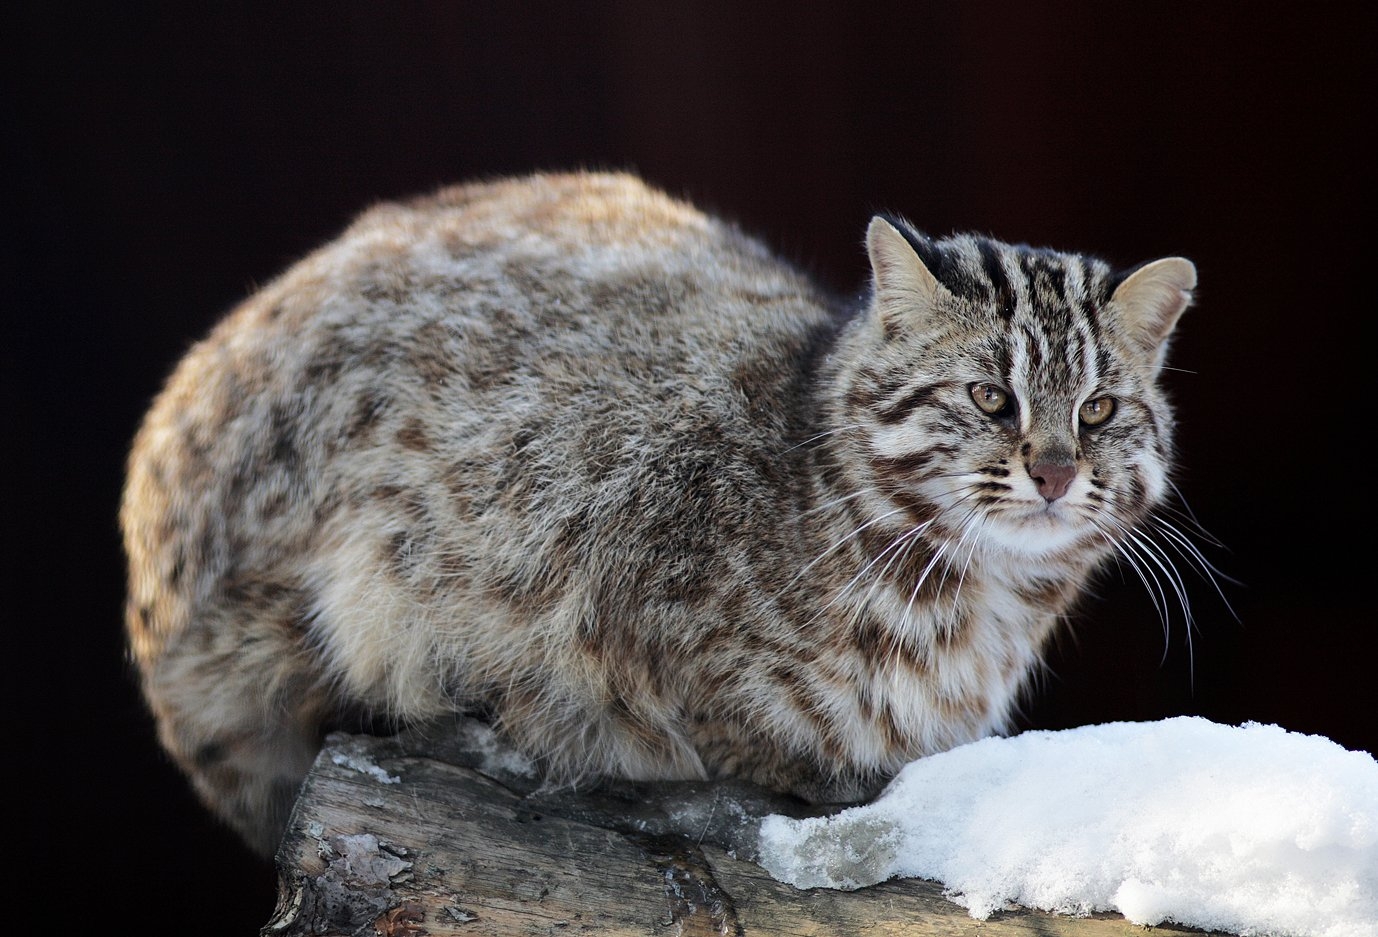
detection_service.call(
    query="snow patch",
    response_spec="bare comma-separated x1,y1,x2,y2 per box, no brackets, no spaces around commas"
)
758,717,1378,937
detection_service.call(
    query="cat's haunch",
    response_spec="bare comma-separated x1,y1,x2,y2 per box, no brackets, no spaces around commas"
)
121,172,1199,857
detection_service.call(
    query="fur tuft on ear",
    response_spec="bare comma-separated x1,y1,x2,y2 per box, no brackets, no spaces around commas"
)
866,216,950,336
1111,257,1197,359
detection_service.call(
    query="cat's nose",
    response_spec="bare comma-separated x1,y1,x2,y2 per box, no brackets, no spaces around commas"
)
1030,460,1077,502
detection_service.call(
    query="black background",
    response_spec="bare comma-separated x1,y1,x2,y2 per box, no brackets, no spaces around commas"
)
7,5,1373,932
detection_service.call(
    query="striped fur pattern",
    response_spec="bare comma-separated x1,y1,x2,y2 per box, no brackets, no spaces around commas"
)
120,172,1199,856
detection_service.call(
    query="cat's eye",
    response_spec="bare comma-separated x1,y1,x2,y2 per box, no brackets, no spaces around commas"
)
970,383,1012,417
1079,395,1115,426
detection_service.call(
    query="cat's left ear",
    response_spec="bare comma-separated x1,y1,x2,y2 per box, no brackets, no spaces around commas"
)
1110,257,1197,359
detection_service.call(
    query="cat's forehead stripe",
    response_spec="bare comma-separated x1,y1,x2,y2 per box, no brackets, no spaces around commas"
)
973,239,1013,315
1077,316,1101,393
931,235,1111,323
940,240,1127,396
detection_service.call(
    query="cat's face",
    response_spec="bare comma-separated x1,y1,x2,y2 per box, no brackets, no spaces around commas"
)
841,218,1196,562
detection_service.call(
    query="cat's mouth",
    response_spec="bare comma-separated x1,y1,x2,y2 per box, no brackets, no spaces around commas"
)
1024,498,1084,528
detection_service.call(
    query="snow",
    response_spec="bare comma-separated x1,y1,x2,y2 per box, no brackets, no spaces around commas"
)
757,717,1378,937
455,716,538,778
330,739,401,784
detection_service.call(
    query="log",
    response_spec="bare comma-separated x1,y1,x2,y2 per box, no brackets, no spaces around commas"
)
264,719,1232,936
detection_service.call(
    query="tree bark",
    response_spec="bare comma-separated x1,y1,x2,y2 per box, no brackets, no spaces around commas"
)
264,720,1230,936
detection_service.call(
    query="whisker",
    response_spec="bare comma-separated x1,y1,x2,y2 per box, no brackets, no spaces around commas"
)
1149,517,1241,619
1125,529,1196,631
903,535,956,625
841,523,929,653
1129,362,1197,377
1160,479,1230,543
1092,517,1172,643
796,486,881,518
785,505,909,588
783,423,867,453
1095,513,1198,684
907,492,989,621
821,521,930,617
950,511,989,608
1155,483,1241,622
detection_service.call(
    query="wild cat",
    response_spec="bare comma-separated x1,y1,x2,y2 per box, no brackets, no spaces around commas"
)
121,171,1201,857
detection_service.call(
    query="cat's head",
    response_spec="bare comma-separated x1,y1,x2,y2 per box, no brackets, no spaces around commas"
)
835,215,1195,561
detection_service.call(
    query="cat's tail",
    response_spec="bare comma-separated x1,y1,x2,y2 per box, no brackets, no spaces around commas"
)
124,586,332,858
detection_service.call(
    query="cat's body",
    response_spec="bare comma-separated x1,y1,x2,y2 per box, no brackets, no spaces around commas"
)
121,171,1197,857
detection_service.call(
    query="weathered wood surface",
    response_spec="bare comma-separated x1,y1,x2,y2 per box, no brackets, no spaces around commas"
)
264,721,1231,936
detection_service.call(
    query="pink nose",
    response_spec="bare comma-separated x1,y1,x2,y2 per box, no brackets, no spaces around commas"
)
1030,460,1076,502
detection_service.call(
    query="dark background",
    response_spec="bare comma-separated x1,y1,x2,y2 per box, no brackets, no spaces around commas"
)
7,4,1372,932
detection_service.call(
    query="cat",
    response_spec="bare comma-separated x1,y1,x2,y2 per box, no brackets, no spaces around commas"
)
121,170,1200,858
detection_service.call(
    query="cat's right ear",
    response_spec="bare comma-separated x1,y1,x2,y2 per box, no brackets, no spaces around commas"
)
866,216,950,336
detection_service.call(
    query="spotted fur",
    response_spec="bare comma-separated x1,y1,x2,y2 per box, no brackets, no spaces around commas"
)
121,171,1199,856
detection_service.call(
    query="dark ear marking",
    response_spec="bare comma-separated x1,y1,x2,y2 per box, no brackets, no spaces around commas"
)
875,212,935,260
874,213,961,290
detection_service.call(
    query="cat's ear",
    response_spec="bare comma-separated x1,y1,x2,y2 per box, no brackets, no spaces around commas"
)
1111,257,1197,358
866,216,952,335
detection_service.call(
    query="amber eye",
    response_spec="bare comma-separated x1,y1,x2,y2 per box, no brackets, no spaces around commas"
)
1079,395,1116,426
970,383,1012,416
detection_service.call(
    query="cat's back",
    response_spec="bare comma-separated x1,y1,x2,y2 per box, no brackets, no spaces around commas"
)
122,171,841,694
257,170,829,343
151,172,838,435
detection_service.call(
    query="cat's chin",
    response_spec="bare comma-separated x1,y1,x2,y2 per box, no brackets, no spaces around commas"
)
983,508,1089,557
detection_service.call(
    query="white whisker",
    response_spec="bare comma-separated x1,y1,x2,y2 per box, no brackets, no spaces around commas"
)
785,505,909,589
950,511,989,608
841,523,930,653
783,423,867,453
1093,517,1172,641
1124,529,1195,631
903,538,952,625
822,521,930,617
797,486,881,518
1150,517,1240,619
1093,510,1202,685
